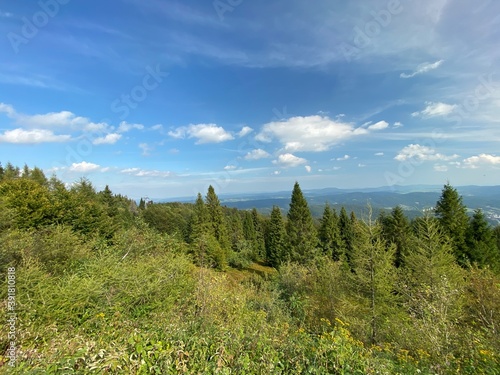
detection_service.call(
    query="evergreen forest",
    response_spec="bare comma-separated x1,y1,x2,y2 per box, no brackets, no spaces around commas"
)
1,162,500,374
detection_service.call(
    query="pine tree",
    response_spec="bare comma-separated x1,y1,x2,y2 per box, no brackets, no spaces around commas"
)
266,206,287,267
0,162,4,180
466,209,499,270
318,204,343,260
435,183,469,265
286,182,317,264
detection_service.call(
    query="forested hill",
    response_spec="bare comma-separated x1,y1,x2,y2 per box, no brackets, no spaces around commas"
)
160,185,500,224
1,162,500,373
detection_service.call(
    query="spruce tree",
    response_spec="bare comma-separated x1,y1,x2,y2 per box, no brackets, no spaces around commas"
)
266,205,287,267
380,205,413,267
318,204,343,260
205,185,230,255
435,183,469,265
402,215,465,358
349,208,397,344
188,193,208,243
466,209,499,270
286,182,317,264
252,208,266,260
339,206,354,266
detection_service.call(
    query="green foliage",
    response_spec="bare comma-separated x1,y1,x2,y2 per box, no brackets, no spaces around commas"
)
339,206,355,266
286,182,317,264
318,204,343,260
435,183,470,264
266,205,287,267
380,205,413,267
348,209,398,345
466,209,500,270
2,169,500,374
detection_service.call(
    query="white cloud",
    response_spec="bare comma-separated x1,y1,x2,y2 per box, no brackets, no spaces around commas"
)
400,60,444,79
367,120,389,130
244,148,271,160
69,162,100,173
238,126,253,137
0,103,112,134
412,102,457,118
121,168,172,177
305,165,312,173
434,164,448,172
358,163,366,168
395,144,459,162
256,115,383,152
93,133,121,145
151,124,163,131
336,155,350,161
393,122,403,128
0,128,71,144
375,152,384,156
224,165,237,171
139,143,153,156
168,123,234,144
273,153,307,167
463,154,500,169
118,121,144,133
0,103,15,116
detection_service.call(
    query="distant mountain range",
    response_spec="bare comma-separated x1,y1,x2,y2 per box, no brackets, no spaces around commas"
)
158,185,500,225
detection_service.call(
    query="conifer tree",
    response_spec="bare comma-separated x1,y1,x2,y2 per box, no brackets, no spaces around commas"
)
138,198,146,210
252,208,266,260
402,215,465,358
205,185,230,255
339,206,354,266
380,205,413,267
349,208,397,344
0,162,4,180
435,183,469,264
466,209,499,270
266,205,287,267
286,182,317,264
318,204,343,260
188,193,208,243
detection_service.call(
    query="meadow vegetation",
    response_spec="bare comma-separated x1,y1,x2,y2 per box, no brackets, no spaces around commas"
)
1,163,499,374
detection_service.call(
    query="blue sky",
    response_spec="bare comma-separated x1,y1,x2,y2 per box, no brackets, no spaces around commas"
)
0,0,499,199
